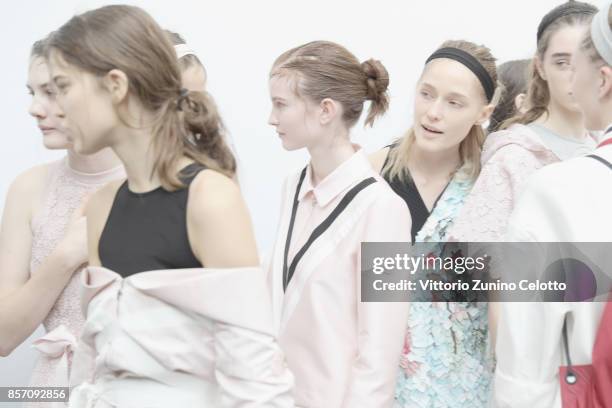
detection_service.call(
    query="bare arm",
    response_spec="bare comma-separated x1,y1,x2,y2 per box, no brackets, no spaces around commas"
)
0,167,87,356
187,170,259,268
187,170,294,406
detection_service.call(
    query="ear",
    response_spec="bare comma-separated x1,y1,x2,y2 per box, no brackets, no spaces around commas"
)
534,55,547,81
319,98,339,125
514,93,527,112
475,103,495,126
102,69,129,105
599,65,612,100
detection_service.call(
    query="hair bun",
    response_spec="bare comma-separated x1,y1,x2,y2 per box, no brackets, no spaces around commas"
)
361,58,389,100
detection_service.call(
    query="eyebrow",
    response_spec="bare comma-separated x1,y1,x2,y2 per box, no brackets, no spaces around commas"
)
420,83,469,100
51,75,67,83
272,96,287,102
551,52,572,59
26,82,49,90
447,92,469,100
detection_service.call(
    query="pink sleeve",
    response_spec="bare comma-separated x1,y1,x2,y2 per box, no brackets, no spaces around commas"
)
449,145,546,242
341,192,412,408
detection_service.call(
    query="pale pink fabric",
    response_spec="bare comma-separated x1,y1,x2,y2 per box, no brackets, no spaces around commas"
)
449,124,565,242
27,158,124,396
68,266,294,408
268,147,412,408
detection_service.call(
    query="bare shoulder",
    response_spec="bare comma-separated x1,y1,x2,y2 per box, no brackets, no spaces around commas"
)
368,147,390,174
188,169,243,215
8,163,50,198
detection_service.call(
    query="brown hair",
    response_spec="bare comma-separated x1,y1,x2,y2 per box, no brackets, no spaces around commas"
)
384,40,500,183
270,40,389,128
488,59,530,133
164,30,206,74
46,5,235,190
501,1,597,130
30,37,48,58
580,4,612,65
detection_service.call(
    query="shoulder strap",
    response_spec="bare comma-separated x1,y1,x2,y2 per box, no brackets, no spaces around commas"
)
562,316,578,384
587,154,612,171
283,173,377,291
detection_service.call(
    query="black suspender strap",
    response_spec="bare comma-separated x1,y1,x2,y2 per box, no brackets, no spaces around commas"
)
586,154,612,171
282,167,377,291
282,167,308,292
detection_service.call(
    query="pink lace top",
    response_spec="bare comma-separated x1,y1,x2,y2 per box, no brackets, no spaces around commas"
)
27,157,124,392
449,124,593,242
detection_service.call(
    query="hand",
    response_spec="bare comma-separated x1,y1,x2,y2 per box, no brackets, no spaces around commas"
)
55,195,90,270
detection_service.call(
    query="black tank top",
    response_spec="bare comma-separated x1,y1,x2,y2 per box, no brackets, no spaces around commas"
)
381,145,445,243
99,163,204,277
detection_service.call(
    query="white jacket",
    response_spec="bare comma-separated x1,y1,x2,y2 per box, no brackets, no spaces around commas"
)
492,133,612,408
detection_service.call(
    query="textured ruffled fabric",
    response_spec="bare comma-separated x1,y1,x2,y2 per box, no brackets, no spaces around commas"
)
26,158,123,407
448,125,559,242
395,173,493,408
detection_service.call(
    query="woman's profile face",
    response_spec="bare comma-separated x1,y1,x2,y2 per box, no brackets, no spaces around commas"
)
268,74,322,151
571,44,611,131
48,50,120,155
27,57,71,150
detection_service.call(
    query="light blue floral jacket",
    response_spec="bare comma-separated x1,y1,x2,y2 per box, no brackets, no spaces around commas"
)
394,173,492,408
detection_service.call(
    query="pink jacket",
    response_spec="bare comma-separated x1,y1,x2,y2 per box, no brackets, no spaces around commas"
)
267,148,412,408
449,124,561,242
69,266,294,408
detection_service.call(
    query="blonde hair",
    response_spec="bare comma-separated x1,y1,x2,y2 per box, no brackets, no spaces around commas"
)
46,5,235,190
270,40,389,127
384,40,500,183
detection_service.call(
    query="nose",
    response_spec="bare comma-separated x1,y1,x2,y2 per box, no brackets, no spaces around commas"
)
268,109,278,127
426,99,443,122
28,97,46,120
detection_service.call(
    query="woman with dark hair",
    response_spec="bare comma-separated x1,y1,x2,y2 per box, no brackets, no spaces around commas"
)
450,1,598,244
488,59,530,133
45,5,293,406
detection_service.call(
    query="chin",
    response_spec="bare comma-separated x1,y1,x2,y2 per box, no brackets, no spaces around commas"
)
42,134,71,150
280,139,305,151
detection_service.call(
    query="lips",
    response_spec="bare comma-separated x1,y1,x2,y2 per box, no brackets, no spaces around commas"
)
39,125,56,134
421,124,443,134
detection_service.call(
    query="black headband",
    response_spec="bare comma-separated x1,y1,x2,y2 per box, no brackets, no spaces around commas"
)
536,2,598,42
425,47,495,102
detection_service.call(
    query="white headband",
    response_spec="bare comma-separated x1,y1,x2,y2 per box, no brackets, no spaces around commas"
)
174,43,198,60
591,1,612,66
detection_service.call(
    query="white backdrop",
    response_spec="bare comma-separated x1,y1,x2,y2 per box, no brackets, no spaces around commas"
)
0,0,593,402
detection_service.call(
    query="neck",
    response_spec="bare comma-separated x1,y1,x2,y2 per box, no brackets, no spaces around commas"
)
110,124,164,193
599,105,612,134
537,101,586,139
307,129,355,186
66,148,122,174
409,142,461,180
